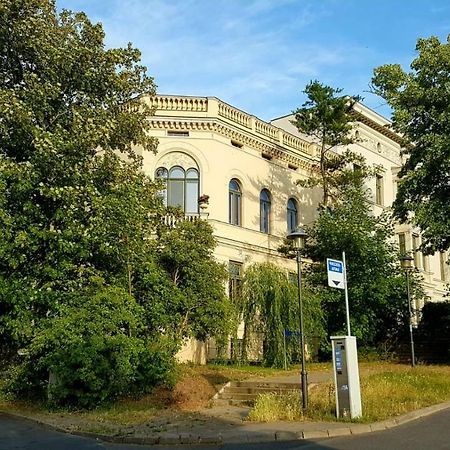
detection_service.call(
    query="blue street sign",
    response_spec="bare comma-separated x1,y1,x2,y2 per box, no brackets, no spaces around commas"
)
327,258,345,289
284,330,302,337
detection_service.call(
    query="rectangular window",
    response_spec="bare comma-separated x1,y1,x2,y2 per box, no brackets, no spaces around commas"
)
440,252,447,282
229,261,243,301
412,235,420,269
375,174,384,206
398,233,406,255
168,179,184,209
260,202,270,233
167,130,189,137
185,180,198,213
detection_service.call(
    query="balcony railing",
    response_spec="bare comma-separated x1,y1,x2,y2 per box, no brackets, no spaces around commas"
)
162,213,202,228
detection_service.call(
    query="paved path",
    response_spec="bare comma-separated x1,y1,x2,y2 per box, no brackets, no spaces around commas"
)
2,407,450,449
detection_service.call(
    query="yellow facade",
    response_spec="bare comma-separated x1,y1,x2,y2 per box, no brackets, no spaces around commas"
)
140,95,448,362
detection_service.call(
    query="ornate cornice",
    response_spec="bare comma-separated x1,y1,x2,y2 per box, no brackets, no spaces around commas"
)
148,117,316,171
351,110,403,145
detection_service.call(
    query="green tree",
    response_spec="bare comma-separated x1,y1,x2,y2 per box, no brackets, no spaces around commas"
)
0,0,159,354
304,180,425,350
372,35,450,253
150,219,232,341
238,263,325,367
292,80,363,206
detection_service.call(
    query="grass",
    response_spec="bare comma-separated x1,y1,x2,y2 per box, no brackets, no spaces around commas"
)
248,362,450,423
2,362,449,429
0,363,311,428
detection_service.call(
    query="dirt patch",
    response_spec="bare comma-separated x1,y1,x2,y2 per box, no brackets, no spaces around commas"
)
144,373,217,412
173,373,217,410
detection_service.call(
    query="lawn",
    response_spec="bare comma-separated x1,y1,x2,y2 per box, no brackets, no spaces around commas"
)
248,362,450,423
1,362,449,433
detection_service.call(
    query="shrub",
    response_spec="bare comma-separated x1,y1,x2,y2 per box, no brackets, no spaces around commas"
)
4,285,175,408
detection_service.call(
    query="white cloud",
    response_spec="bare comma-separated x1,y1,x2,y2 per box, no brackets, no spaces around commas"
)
56,0,395,120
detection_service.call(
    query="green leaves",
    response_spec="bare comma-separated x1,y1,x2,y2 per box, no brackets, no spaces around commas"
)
152,220,231,341
238,263,325,367
292,80,362,206
305,182,425,348
372,35,450,253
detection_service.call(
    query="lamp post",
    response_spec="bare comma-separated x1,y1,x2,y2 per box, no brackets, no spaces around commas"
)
287,227,308,409
400,254,416,368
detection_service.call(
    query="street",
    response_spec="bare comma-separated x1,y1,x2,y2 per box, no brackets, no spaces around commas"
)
1,409,450,450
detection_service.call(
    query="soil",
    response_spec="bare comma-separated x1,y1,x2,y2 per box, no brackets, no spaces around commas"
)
150,370,218,411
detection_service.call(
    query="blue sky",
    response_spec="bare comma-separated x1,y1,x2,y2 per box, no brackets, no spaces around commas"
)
57,0,450,121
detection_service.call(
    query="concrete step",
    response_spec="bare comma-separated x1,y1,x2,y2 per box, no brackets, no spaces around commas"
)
216,380,301,405
225,385,299,393
233,381,301,389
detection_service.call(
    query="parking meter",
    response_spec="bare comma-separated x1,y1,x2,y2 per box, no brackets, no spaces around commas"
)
331,336,362,419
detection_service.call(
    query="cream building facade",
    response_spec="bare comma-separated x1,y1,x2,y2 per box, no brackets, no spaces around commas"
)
140,95,448,362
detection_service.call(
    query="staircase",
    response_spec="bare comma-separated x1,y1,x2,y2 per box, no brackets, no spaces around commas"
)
214,380,301,406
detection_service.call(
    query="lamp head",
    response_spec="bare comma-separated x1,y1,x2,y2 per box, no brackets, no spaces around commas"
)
287,227,308,250
400,254,414,270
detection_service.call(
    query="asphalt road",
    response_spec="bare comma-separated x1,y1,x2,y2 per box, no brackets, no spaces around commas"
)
1,409,450,450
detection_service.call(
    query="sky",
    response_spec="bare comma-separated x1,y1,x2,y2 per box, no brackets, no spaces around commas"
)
56,0,450,122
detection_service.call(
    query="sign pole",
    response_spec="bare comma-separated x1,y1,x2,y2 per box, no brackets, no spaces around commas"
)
342,251,351,336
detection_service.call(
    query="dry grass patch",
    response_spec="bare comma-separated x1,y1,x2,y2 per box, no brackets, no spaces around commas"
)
249,363,450,423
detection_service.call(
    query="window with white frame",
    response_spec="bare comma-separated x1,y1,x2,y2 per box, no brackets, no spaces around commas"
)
155,165,199,213
229,261,243,301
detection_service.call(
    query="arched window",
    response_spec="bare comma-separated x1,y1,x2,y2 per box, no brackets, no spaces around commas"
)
229,179,242,226
155,166,199,213
260,189,271,233
287,198,298,232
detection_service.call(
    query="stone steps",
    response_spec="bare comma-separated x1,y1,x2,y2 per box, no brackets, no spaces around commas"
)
214,381,301,406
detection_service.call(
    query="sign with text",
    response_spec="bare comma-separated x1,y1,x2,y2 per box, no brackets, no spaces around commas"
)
327,258,345,289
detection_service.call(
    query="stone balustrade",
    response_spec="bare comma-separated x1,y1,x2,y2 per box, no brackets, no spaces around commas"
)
255,119,279,141
150,95,208,112
162,213,201,228
151,95,314,158
217,101,251,128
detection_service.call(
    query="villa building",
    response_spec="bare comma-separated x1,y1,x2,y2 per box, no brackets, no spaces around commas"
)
139,94,449,363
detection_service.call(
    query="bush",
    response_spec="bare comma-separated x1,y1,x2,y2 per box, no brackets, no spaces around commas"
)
4,286,175,408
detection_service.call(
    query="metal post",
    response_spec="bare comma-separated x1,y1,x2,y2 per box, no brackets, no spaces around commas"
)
405,270,416,368
342,251,351,336
296,250,308,409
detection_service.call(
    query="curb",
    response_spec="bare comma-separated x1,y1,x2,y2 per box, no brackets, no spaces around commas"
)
2,401,450,446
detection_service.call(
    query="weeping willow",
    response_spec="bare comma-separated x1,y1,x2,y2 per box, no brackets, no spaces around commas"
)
237,263,325,368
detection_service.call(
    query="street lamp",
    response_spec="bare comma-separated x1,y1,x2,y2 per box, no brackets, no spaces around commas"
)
287,227,308,409
400,254,416,368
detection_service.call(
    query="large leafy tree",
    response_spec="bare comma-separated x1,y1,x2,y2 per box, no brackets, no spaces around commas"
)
372,36,450,253
0,1,232,406
0,0,159,353
304,179,425,349
292,80,364,207
129,217,232,345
